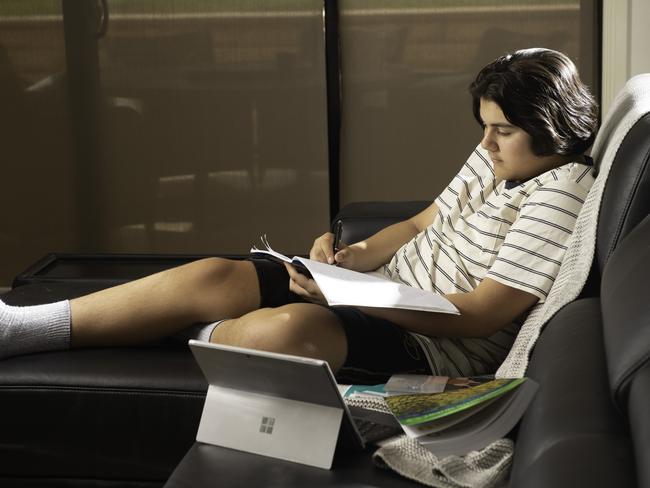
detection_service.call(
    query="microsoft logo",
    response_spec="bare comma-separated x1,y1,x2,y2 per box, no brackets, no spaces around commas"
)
259,416,275,434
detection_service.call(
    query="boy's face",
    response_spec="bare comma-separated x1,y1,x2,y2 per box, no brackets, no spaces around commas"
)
479,98,568,183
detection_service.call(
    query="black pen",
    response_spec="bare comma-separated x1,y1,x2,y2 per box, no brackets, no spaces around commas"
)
333,219,343,254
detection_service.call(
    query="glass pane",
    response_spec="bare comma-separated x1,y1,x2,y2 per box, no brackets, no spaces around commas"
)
0,1,75,286
96,0,329,256
339,0,595,205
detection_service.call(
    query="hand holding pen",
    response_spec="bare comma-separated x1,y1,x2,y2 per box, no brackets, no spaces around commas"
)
309,220,345,265
332,222,364,270
332,219,357,268
333,219,343,255
288,220,345,305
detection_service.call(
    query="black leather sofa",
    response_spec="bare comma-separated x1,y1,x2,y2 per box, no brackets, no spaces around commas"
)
1,114,650,487
506,112,650,487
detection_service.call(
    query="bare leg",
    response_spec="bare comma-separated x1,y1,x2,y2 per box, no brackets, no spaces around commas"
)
212,303,348,370
70,258,260,348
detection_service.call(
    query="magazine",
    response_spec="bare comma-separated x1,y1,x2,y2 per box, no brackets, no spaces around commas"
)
340,375,538,456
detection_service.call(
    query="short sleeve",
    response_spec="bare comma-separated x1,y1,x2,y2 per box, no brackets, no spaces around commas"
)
434,146,495,220
485,180,590,301
435,172,465,218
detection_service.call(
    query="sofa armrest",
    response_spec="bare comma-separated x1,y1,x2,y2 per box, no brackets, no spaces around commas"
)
332,201,431,245
510,298,636,488
602,213,650,407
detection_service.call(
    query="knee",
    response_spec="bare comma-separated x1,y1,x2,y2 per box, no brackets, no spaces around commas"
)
190,257,238,284
216,304,348,370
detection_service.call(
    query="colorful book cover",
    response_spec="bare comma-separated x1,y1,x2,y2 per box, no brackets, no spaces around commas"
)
385,378,526,426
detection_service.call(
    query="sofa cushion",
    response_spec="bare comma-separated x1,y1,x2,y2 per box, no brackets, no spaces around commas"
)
333,201,430,245
596,109,650,271
602,213,650,408
0,283,207,486
509,298,636,488
627,363,650,487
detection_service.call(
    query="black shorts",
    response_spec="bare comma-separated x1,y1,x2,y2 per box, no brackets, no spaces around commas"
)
249,258,431,384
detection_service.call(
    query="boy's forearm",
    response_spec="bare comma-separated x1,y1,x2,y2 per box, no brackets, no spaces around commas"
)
357,301,489,339
343,202,438,272
357,279,539,339
348,219,421,272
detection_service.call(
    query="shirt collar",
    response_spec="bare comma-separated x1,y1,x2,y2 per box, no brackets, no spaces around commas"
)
503,156,594,190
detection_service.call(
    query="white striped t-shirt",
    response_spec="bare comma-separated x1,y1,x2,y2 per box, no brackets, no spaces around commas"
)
375,145,594,376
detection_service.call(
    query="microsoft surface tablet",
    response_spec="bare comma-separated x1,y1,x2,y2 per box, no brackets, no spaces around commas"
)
189,340,364,469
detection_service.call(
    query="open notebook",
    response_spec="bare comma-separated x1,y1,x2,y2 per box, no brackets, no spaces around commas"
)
251,237,459,314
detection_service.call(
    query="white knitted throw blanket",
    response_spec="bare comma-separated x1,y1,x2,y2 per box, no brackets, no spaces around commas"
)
372,74,650,487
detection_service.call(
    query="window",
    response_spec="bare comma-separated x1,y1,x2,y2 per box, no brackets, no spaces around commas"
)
338,0,599,205
0,1,599,286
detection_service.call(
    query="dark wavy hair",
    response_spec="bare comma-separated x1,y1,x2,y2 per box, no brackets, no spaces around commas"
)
469,48,598,156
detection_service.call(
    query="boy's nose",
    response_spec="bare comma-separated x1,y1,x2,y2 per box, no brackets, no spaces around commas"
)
481,130,498,152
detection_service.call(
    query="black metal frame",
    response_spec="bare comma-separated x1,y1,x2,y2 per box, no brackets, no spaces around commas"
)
12,252,249,288
62,0,106,249
324,0,342,221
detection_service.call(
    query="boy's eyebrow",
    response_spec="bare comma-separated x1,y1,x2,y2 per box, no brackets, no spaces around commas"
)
478,116,517,129
484,122,517,129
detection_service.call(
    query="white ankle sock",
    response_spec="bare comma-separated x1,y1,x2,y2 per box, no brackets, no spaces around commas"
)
172,320,226,344
0,299,71,360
